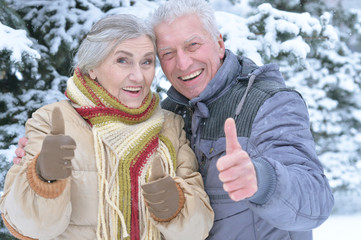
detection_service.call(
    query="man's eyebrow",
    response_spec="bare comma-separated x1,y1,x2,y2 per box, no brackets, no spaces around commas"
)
158,35,203,52
185,35,201,44
158,46,172,52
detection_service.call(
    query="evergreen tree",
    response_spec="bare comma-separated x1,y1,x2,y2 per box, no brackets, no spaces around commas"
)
210,0,361,206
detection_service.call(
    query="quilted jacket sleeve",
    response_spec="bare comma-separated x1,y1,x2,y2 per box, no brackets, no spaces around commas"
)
246,91,334,231
0,103,72,239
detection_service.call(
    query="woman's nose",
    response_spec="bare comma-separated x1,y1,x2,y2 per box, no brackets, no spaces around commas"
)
128,65,143,82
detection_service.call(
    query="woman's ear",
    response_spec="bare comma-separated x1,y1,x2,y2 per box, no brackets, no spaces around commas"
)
89,69,97,80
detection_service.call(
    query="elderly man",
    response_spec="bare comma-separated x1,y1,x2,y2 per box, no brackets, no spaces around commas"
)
151,0,334,239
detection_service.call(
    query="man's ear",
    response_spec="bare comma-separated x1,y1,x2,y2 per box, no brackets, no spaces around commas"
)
217,34,226,59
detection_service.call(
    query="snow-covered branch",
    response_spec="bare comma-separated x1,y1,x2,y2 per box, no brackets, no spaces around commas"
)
0,22,40,62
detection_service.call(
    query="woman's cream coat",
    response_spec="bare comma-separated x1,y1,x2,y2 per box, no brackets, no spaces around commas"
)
0,100,214,240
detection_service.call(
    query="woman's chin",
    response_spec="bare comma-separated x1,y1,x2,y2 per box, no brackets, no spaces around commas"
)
120,99,143,109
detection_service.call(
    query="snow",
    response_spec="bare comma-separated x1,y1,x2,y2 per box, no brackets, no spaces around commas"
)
281,36,310,59
0,146,16,164
0,0,340,72
0,22,40,62
314,214,361,240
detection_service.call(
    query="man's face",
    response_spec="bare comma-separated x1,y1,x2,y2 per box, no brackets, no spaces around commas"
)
155,14,225,99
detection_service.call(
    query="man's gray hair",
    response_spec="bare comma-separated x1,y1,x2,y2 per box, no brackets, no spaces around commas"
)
76,14,156,74
151,0,220,42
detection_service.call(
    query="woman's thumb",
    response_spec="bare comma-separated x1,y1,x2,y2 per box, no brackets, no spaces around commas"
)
51,107,65,135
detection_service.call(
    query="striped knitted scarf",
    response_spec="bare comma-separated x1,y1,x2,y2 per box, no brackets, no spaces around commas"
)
65,68,176,240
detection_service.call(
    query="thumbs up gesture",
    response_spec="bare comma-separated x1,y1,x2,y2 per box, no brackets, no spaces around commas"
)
36,107,76,181
216,118,257,202
141,156,185,222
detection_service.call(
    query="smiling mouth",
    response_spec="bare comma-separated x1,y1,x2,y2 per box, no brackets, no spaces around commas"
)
122,87,141,94
179,69,203,81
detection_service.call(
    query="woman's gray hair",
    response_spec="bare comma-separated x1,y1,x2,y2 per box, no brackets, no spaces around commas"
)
151,0,220,42
76,14,156,74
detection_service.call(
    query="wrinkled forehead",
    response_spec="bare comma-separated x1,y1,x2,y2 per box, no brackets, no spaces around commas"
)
154,14,211,46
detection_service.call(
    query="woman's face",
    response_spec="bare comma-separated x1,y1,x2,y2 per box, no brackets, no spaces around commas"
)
89,35,156,108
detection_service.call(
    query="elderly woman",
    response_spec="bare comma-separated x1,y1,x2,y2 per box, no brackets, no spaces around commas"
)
0,14,213,240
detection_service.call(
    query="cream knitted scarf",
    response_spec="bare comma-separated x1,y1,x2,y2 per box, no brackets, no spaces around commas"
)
65,68,176,240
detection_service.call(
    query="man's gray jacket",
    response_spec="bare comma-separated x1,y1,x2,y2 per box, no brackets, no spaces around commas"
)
161,50,334,240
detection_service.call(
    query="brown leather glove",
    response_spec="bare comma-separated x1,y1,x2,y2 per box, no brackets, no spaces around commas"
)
141,156,185,222
36,107,76,181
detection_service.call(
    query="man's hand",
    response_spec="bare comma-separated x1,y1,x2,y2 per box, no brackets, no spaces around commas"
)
13,137,28,164
216,118,257,201
36,107,76,181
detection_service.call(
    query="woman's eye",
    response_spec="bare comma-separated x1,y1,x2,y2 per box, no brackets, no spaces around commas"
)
117,57,127,63
143,59,154,65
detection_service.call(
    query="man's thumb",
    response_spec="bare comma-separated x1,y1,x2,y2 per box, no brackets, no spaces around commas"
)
224,118,241,154
51,107,65,135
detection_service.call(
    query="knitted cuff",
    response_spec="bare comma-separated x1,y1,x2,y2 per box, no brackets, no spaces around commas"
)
248,157,276,205
1,213,37,240
27,153,67,199
149,182,185,222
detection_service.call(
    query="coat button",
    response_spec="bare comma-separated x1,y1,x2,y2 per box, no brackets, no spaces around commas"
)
209,147,214,154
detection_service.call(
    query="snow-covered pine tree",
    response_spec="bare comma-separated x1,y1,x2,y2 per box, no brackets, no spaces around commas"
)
210,0,361,212
249,0,361,209
0,0,161,150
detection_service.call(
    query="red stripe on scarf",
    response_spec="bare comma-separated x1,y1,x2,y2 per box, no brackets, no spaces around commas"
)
74,94,158,124
129,136,159,240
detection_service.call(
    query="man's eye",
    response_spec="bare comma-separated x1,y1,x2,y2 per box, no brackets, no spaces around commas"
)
161,51,174,60
188,42,200,51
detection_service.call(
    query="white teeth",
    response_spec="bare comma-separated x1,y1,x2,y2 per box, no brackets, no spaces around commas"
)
181,70,202,81
123,87,141,92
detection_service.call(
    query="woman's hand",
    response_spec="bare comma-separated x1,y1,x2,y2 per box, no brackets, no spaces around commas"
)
141,156,185,222
36,107,76,181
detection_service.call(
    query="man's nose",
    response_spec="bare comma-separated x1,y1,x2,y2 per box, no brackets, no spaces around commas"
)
176,50,193,71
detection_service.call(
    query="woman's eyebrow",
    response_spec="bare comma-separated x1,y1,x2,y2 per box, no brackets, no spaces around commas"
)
143,51,155,57
114,50,133,56
113,50,154,57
